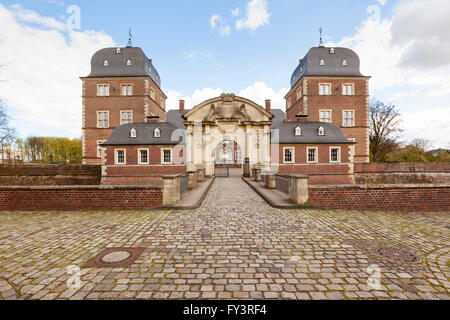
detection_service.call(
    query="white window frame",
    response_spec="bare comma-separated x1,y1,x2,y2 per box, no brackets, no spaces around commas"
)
97,111,110,128
320,59,325,66
318,127,325,136
121,84,133,96
162,148,172,165
97,84,110,97
283,147,295,164
319,109,332,123
342,83,354,96
130,128,137,138
96,140,106,159
160,98,165,109
307,147,318,164
296,87,302,100
319,83,331,96
295,126,302,136
126,59,132,66
343,110,355,127
138,148,149,165
154,128,161,138
120,110,133,125
150,87,156,100
330,147,341,163
342,59,348,66
115,149,126,165
103,60,109,67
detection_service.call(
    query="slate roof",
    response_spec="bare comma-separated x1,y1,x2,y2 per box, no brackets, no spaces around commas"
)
87,47,161,88
291,47,364,88
270,109,353,144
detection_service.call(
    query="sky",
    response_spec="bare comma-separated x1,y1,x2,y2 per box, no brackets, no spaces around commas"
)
0,0,449,149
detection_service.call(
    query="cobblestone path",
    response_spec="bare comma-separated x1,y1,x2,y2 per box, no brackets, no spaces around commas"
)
0,177,449,300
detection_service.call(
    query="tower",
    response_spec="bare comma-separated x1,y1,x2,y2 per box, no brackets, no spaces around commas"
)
284,46,371,163
80,46,167,164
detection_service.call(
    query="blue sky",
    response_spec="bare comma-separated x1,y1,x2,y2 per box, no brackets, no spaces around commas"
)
0,0,449,148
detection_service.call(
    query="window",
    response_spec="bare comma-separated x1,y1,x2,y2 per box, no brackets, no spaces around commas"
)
115,149,126,165
319,110,332,123
160,98,165,109
342,84,354,96
330,147,341,163
130,128,137,138
121,85,133,96
103,60,109,67
287,98,292,109
97,84,110,96
319,84,331,95
121,111,133,125
97,111,109,128
320,59,325,66
318,126,325,136
150,87,156,100
154,128,161,138
296,87,302,100
330,48,335,54
162,149,172,164
342,60,348,66
97,140,106,158
295,126,302,136
284,148,294,164
116,48,121,54
343,110,355,127
138,149,149,165
126,59,132,66
307,148,318,163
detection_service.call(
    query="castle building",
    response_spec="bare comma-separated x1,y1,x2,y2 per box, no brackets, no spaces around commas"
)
81,44,369,186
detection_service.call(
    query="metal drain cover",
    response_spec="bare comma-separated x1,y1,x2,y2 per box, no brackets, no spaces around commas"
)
374,247,421,264
84,248,144,268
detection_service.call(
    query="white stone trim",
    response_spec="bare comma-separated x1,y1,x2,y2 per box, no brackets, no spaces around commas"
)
115,149,126,165
329,146,341,163
138,148,150,165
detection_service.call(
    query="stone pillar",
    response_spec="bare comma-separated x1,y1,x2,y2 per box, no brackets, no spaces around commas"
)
289,175,309,205
265,172,276,189
254,168,262,182
187,171,197,190
243,158,251,178
163,175,181,206
197,169,204,182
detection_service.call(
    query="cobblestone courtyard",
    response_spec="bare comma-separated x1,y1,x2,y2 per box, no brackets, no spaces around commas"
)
0,177,449,300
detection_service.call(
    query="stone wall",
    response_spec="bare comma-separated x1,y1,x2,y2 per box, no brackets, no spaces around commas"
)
0,164,101,186
309,184,450,212
355,162,450,184
0,185,162,211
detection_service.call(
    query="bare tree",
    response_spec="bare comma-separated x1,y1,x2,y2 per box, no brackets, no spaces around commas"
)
369,99,403,162
411,138,432,151
0,100,15,145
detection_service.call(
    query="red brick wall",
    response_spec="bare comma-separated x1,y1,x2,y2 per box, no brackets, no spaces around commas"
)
309,185,450,212
285,76,369,162
355,162,450,184
0,186,163,211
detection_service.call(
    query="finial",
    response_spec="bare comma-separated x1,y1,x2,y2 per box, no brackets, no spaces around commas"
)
127,28,133,47
319,27,324,47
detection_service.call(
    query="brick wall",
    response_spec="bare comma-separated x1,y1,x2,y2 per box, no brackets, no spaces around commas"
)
0,186,163,211
355,162,450,184
0,165,101,186
309,184,450,212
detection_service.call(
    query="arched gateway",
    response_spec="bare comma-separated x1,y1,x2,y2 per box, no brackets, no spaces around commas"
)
183,94,273,177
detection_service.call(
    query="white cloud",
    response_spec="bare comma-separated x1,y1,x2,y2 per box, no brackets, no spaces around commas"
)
0,4,115,138
209,14,231,37
166,82,288,112
236,0,271,31
231,8,241,17
377,0,387,6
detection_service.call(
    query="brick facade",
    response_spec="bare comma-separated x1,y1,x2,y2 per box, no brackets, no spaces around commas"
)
0,186,163,211
285,76,370,163
81,76,167,165
309,185,450,212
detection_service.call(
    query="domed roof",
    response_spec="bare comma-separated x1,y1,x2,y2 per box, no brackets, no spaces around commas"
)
87,47,161,88
291,47,364,88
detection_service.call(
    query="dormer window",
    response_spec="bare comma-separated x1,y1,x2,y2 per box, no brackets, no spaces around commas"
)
318,126,325,136
154,128,161,138
330,48,335,54
126,59,132,66
300,67,303,72
148,67,152,74
116,48,121,54
295,126,302,136
320,59,325,66
342,60,348,66
103,60,109,67
130,128,137,138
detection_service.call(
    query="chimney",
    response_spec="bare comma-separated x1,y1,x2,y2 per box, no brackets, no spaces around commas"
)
265,99,271,113
179,100,185,113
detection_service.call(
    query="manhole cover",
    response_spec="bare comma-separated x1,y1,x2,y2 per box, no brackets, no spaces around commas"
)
374,247,421,264
84,248,144,268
